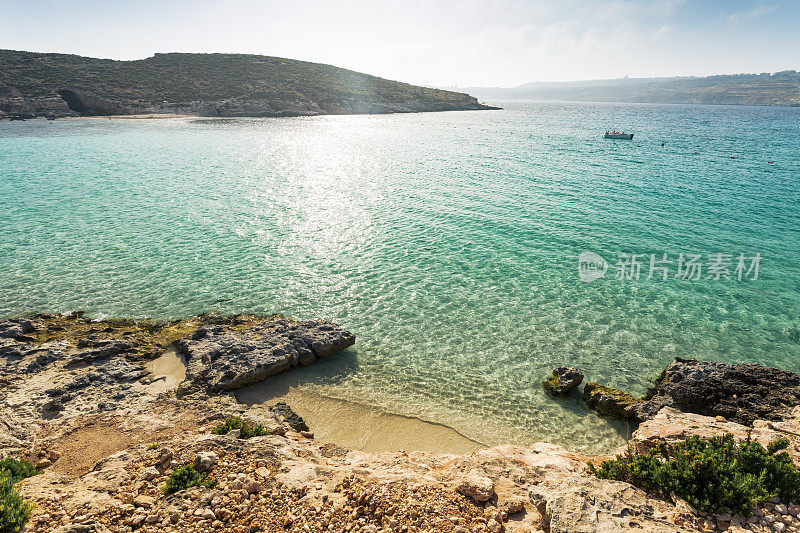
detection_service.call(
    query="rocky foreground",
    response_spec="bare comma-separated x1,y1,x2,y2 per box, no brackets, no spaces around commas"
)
2,314,800,532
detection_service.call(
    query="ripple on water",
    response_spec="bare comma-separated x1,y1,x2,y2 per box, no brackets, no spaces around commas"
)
1,102,799,454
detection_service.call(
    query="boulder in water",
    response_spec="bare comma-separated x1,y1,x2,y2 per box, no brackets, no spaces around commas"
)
542,367,584,396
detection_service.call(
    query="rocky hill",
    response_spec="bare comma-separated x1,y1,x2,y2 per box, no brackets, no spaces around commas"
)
457,70,800,107
0,50,496,118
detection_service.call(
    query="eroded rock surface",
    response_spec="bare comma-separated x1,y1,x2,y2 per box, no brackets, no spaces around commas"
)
4,316,800,532
584,358,800,426
0,313,352,459
630,406,800,464
175,318,355,392
637,359,800,425
542,367,584,395
529,476,695,532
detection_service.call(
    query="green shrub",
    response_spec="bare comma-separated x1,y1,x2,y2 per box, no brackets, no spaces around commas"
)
0,459,37,484
0,472,33,533
211,417,269,439
163,465,217,495
589,435,800,516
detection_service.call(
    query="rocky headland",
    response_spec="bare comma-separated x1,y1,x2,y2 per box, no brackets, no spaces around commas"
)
2,313,800,532
0,50,498,119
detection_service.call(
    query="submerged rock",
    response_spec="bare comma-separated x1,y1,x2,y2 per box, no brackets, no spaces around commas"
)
270,402,309,432
176,318,355,392
582,382,643,419
542,367,583,395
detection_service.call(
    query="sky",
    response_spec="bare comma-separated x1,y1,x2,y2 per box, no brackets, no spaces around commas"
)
1,0,798,87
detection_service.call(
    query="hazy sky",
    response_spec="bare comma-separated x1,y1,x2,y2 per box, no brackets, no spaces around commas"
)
1,0,798,87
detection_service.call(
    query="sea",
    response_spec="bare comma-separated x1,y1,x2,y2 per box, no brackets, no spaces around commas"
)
2,100,799,454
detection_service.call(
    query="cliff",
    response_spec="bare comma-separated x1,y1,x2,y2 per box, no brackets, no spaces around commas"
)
0,50,497,118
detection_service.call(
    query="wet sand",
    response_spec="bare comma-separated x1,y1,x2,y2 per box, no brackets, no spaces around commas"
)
143,349,186,392
143,350,485,454
239,386,485,454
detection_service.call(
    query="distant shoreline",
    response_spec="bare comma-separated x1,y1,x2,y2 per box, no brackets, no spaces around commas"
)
1,107,501,121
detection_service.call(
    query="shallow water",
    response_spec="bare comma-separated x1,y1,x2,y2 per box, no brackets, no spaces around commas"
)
2,102,799,454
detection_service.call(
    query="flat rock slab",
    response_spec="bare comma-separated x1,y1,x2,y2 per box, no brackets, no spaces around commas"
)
176,318,355,392
632,406,800,466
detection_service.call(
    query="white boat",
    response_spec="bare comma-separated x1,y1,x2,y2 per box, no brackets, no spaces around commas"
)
604,132,634,140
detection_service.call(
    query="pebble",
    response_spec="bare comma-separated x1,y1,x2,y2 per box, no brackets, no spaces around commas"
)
133,495,155,509
140,467,160,481
456,470,495,502
244,480,262,494
194,451,218,472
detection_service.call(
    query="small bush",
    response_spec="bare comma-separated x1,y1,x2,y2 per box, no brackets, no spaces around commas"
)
147,443,161,450
0,472,33,533
0,459,37,484
163,465,217,495
211,417,269,439
589,435,800,516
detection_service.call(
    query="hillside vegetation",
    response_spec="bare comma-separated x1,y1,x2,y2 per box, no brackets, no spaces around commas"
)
0,50,494,117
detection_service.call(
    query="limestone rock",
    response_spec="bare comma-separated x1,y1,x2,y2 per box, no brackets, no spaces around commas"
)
630,406,800,465
635,358,800,425
530,476,695,532
154,448,174,472
140,467,160,481
52,522,113,533
456,470,495,502
0,318,36,341
583,358,800,426
582,382,643,419
244,479,262,494
176,318,355,392
194,451,217,472
542,367,584,395
133,495,155,508
270,402,309,432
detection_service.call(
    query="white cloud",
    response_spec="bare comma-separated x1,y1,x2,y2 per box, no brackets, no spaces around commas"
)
727,4,776,24
650,24,674,40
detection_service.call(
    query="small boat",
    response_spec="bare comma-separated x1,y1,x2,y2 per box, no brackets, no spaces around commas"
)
604,132,634,140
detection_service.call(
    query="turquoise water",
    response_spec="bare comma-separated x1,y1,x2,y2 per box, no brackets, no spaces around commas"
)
2,102,800,454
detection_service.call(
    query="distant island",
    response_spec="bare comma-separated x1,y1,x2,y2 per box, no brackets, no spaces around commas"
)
0,50,496,118
451,70,800,107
